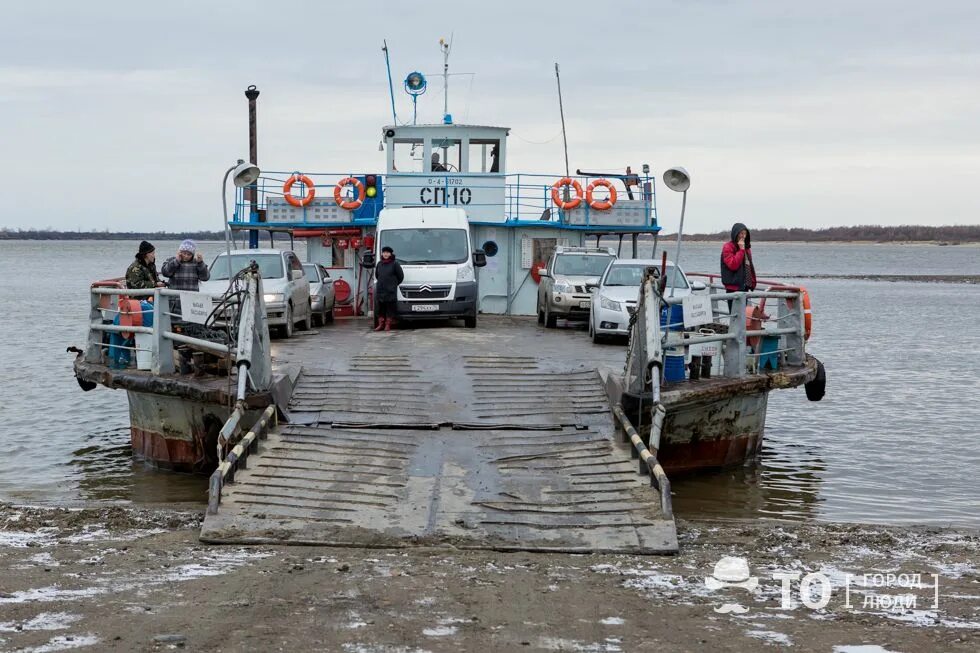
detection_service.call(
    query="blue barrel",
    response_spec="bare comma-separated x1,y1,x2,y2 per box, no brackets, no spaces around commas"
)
661,304,686,381
664,354,686,382
140,300,155,328
660,304,684,331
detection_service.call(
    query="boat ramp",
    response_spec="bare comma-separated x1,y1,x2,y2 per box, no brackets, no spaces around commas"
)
198,317,678,554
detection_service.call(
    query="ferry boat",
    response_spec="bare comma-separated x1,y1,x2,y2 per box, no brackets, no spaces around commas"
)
72,47,823,553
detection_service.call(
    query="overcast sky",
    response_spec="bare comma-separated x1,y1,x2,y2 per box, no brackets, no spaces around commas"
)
1,1,977,233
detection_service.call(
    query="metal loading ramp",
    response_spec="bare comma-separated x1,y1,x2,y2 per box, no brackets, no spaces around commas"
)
200,347,677,554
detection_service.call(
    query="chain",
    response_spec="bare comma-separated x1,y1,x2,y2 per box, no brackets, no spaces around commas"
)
623,302,640,376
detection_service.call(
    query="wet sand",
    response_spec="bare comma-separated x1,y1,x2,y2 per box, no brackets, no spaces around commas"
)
1,503,977,652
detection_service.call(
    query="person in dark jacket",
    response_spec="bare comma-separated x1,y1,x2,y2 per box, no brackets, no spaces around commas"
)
374,246,404,331
125,240,164,289
161,240,210,292
720,222,757,292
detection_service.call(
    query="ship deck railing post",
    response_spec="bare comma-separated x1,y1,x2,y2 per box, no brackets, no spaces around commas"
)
724,293,748,377
780,293,805,366
85,288,106,364
151,288,175,375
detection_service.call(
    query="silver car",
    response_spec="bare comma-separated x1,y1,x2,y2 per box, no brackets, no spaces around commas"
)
537,246,617,328
200,249,312,339
303,263,336,327
589,258,704,343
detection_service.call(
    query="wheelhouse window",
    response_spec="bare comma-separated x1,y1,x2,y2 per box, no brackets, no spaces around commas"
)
392,138,424,173
430,138,461,173
468,139,501,173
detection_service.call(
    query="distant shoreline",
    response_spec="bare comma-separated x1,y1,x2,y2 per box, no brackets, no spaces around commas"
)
2,233,979,246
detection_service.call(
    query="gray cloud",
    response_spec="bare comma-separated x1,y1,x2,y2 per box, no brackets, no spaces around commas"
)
1,1,977,232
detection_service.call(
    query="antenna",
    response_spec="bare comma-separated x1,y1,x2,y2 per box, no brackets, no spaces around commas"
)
555,63,571,180
382,40,398,124
440,35,453,124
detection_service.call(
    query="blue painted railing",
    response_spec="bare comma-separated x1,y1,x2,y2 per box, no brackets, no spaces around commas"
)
232,170,659,231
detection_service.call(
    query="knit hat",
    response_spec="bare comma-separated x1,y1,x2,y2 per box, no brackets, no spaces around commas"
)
138,240,155,256
381,246,394,254
178,239,196,254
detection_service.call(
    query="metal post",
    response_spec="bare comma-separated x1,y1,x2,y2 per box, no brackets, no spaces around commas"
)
667,190,687,297
221,162,243,292
724,294,747,377
86,288,105,363
555,63,570,181
382,41,398,124
245,85,260,249
781,294,805,366
441,36,452,122
152,289,175,375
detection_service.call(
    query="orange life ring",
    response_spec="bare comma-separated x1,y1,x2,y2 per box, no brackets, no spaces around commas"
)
586,178,618,211
530,260,547,284
334,177,366,211
283,174,316,207
551,178,583,210
118,298,144,339
801,288,812,341
333,279,352,304
761,285,812,341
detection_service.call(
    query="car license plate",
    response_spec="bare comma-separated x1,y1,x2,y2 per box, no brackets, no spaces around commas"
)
411,304,438,312
579,301,591,309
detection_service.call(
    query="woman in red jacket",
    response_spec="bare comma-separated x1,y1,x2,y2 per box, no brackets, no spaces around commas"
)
720,222,757,292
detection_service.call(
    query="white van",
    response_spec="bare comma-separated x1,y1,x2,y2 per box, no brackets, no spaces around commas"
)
364,207,486,328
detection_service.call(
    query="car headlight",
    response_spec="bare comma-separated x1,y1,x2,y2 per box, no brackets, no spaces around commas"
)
552,282,571,293
263,293,284,303
600,296,622,311
457,265,474,282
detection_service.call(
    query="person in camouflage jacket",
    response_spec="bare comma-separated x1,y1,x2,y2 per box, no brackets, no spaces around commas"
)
125,240,162,289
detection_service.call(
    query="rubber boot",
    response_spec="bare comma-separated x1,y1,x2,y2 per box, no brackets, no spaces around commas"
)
384,318,393,332
373,317,385,332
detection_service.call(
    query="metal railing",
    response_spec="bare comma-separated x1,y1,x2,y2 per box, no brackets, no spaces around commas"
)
88,271,276,489
675,273,809,377
611,404,673,519
229,170,659,230
207,404,276,515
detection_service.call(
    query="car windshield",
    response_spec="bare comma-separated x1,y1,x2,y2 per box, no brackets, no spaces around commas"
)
380,228,469,265
302,264,319,283
603,264,688,289
210,254,285,281
554,254,614,276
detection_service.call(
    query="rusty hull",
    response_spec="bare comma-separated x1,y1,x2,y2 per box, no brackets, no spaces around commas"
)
128,391,231,473
73,356,275,409
73,355,284,473
609,355,819,475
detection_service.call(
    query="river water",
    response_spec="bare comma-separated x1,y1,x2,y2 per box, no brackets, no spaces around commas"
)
1,240,978,528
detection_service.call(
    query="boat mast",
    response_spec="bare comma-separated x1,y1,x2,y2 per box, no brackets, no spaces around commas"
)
382,40,398,124
440,36,452,123
555,63,570,181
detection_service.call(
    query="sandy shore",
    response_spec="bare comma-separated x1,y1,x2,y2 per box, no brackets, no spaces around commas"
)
1,503,977,652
